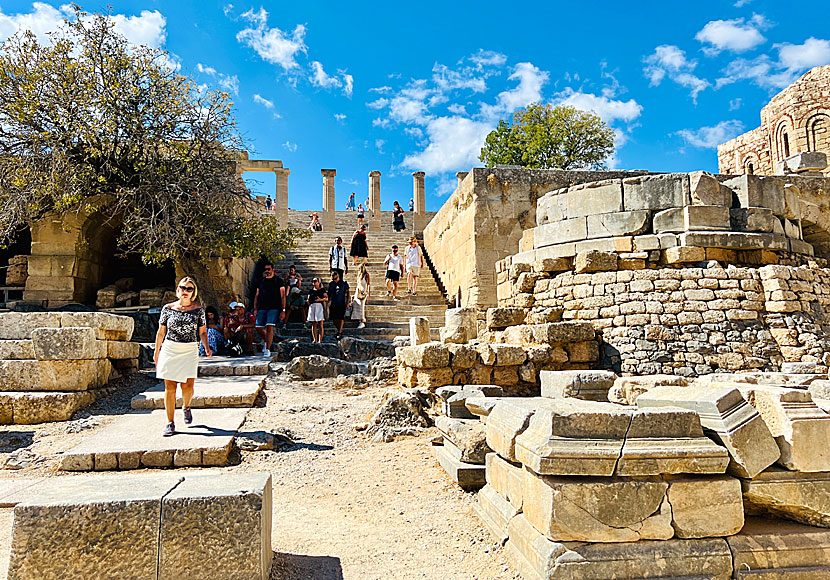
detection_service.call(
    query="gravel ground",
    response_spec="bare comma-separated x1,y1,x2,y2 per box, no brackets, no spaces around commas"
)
0,368,519,580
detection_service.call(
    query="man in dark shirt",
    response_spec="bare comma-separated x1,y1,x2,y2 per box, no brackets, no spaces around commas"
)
327,270,350,339
254,262,285,358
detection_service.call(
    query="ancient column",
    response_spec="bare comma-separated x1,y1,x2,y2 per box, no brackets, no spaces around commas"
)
274,168,290,226
412,171,426,233
369,170,381,232
321,169,336,232
456,171,469,189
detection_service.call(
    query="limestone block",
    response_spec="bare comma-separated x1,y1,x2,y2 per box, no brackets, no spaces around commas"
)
0,312,61,340
654,206,730,234
632,234,661,252
473,484,520,544
565,341,598,363
679,231,789,251
0,340,34,360
8,391,98,424
395,343,450,369
540,370,616,402
485,452,523,510
504,514,733,580
96,286,118,309
665,476,744,538
530,322,594,344
522,469,673,543
784,218,802,239
586,210,650,239
723,175,786,217
664,245,705,264
637,384,780,478
525,308,563,325
740,386,830,472
623,173,690,211
441,307,477,344
8,473,183,580
742,468,830,527
574,249,617,273
160,473,272,580
30,327,100,361
689,171,731,206
435,417,490,463
433,445,485,490
608,374,688,406
533,218,588,248
447,344,477,372
730,207,775,233
415,367,452,390
790,238,814,255
106,340,139,360
727,517,830,577
0,359,100,392
532,256,569,273
491,344,526,366
486,307,526,330
486,399,547,462
776,151,828,174
783,183,802,220
409,317,430,346
566,179,623,217
536,191,567,224
59,312,133,341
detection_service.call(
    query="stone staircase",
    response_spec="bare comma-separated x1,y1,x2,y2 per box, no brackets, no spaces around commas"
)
273,210,447,341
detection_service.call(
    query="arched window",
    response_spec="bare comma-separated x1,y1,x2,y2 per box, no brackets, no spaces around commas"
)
783,133,790,157
747,162,754,175
807,114,829,152
775,120,794,161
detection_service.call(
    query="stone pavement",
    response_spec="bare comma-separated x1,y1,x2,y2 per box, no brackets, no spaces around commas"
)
131,375,264,409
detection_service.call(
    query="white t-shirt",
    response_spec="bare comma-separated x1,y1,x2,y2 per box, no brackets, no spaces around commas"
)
406,246,423,268
386,254,404,273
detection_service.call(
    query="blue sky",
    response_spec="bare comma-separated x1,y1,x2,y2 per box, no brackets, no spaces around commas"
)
1,1,829,211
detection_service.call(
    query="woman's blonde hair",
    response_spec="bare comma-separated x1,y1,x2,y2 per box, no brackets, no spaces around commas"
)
358,263,369,280
408,236,418,244
177,276,199,301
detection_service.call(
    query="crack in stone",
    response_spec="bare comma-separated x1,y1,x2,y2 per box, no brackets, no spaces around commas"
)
612,413,635,475
156,476,185,580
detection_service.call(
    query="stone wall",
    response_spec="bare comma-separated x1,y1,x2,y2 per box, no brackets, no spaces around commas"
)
718,64,830,176
423,168,651,312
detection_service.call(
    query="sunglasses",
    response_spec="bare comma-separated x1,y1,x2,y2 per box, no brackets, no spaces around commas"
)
179,285,195,292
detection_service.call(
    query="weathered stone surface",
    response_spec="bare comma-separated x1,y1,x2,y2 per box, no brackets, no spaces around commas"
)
654,206,731,234
106,340,140,360
623,173,690,211
740,386,830,472
8,473,183,580
490,344,526,366
59,312,134,341
666,476,744,538
530,322,594,344
0,359,101,392
30,327,101,361
485,452,523,510
474,484,520,544
540,370,616,402
160,473,272,580
608,374,688,406
586,210,650,239
486,307,526,329
723,174,786,217
2,390,99,424
727,517,830,578
285,355,359,379
0,312,61,340
742,468,830,527
447,344,477,372
367,388,431,441
637,384,780,478
574,250,617,273
273,340,340,362
534,218,588,248
522,469,673,542
131,376,264,410
504,514,733,580
433,445,485,490
566,179,624,217
435,417,491,464
440,307,477,344
689,171,731,206
409,317,431,346
437,384,502,418
0,340,34,360
664,245,706,264
396,342,450,369
486,399,548,462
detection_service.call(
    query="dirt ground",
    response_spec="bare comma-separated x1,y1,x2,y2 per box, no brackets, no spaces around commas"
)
0,368,520,580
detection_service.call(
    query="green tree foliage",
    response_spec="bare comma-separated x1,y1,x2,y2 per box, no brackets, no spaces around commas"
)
0,6,307,264
479,103,616,170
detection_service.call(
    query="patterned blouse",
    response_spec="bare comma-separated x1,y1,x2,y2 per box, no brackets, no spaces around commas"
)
159,306,206,343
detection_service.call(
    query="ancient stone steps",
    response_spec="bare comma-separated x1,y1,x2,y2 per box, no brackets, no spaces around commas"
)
131,375,264,410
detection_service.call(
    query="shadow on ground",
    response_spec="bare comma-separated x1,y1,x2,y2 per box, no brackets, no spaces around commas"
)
271,552,344,580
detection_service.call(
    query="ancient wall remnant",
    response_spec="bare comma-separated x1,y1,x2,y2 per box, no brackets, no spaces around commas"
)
718,64,830,177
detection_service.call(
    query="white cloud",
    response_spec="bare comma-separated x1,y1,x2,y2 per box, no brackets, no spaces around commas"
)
334,113,346,121
729,97,743,110
375,139,386,153
432,63,488,93
369,85,392,94
675,120,745,148
447,103,467,115
469,49,507,70
401,116,492,173
108,10,167,48
553,88,642,123
253,94,274,109
717,38,830,88
196,63,239,95
695,16,768,56
236,8,306,70
367,98,388,110
480,62,548,120
372,117,391,128
643,45,710,101
283,140,297,152
777,37,830,71
734,0,752,6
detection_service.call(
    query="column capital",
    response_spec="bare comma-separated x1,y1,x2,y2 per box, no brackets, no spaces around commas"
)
369,170,381,177
321,169,337,177
455,171,469,179
274,168,291,176
412,171,425,178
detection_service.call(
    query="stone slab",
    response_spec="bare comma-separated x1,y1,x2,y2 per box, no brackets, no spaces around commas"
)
435,416,490,464
586,210,650,239
727,517,830,578
742,468,830,527
473,483,520,544
623,173,690,211
197,355,270,376
432,444,486,490
160,472,272,580
486,399,550,462
61,408,247,471
131,376,264,410
107,340,140,360
30,327,102,360
540,370,616,402
0,359,106,392
0,312,61,340
0,390,105,425
566,179,623,217
0,479,45,507
533,218,588,248
0,340,34,360
59,312,134,341
665,475,744,539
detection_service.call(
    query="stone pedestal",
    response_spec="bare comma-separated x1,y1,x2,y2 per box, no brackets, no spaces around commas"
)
412,171,426,233
274,168,289,226
369,170,381,232
321,169,336,232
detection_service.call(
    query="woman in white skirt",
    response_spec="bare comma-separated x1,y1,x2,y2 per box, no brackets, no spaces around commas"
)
351,264,371,330
154,276,212,436
306,277,328,343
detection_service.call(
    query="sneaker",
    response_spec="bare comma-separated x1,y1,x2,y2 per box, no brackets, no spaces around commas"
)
263,348,271,358
393,297,400,301
385,290,391,297
183,407,193,425
412,292,417,296
357,322,365,329
163,422,175,437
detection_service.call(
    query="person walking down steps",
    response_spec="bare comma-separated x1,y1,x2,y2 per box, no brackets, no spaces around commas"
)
351,264,371,330
406,237,425,296
154,276,212,437
384,245,404,301
329,236,348,280
350,224,368,266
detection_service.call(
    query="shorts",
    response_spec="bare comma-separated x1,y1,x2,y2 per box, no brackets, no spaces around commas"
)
329,304,346,321
307,303,324,322
386,270,400,282
408,266,420,277
256,309,280,327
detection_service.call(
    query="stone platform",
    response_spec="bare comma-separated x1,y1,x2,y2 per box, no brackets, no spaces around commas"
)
0,479,45,507
197,355,269,376
60,408,247,471
131,375,264,410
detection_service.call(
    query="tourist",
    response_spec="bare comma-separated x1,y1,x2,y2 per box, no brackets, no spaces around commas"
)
285,286,308,325
384,245,404,301
308,212,322,231
254,262,285,358
328,270,350,339
346,191,356,211
351,263,371,330
307,277,328,343
393,200,406,232
409,198,414,212
356,203,365,228
286,264,303,292
350,224,368,266
223,301,255,355
154,276,211,437
199,305,225,356
265,196,272,211
329,236,348,280
406,237,425,296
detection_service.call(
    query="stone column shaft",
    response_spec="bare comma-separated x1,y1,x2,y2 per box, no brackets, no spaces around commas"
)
321,169,336,232
369,170,381,232
412,171,426,233
274,169,289,226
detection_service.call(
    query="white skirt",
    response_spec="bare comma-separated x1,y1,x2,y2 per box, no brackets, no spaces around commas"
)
351,297,365,321
307,303,325,322
157,340,199,383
